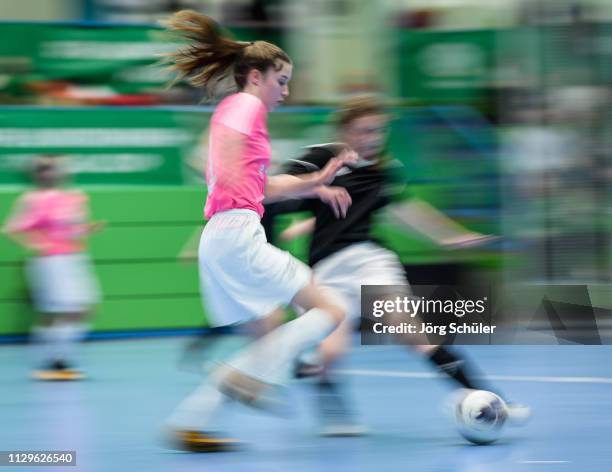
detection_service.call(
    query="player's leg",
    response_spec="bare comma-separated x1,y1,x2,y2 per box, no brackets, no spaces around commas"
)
375,259,530,423
179,308,286,374
28,254,94,380
30,313,59,379
296,243,495,436
166,307,288,451
50,253,98,378
165,378,241,452
410,342,530,424
349,244,497,393
295,246,371,436
169,211,345,450
312,318,368,436
215,280,345,409
30,312,88,381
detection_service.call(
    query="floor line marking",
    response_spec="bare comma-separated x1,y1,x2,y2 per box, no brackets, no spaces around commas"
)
519,461,569,464
336,369,612,384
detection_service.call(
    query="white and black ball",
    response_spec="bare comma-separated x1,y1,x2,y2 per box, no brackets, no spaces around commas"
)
455,390,508,445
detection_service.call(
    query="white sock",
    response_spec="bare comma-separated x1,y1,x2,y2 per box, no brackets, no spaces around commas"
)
54,323,88,365
166,381,229,431
225,308,337,385
298,348,322,367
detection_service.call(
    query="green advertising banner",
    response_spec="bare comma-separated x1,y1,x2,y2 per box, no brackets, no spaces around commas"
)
0,105,498,205
4,21,612,106
397,24,612,104
0,106,335,185
0,107,200,185
0,22,285,102
397,29,497,104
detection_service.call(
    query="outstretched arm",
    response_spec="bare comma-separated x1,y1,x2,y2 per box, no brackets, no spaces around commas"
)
264,149,357,201
265,149,356,218
387,198,496,248
2,195,40,250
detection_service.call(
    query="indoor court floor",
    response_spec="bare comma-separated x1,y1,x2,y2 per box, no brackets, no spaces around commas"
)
1,337,611,472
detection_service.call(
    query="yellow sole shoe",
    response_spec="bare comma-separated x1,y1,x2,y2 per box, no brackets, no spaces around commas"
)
170,430,243,453
31,369,85,381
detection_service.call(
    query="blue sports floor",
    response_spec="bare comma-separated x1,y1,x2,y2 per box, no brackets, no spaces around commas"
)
1,338,611,472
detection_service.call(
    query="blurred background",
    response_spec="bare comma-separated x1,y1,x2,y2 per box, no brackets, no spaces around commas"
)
2,0,612,338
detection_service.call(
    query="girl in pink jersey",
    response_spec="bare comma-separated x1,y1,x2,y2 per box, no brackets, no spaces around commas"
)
161,10,356,450
3,155,103,381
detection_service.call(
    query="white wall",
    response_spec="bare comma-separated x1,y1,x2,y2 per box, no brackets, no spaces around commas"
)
0,0,82,21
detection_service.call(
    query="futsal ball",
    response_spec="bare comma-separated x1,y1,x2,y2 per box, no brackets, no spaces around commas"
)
455,390,508,445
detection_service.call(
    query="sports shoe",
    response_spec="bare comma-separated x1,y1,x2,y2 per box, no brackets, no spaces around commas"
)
506,402,531,426
166,429,242,453
31,359,85,381
316,380,367,437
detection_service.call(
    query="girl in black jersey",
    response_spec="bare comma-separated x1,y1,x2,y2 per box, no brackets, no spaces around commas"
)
264,96,530,436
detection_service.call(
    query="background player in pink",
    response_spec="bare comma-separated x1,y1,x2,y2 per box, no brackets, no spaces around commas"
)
3,155,104,381
161,10,357,450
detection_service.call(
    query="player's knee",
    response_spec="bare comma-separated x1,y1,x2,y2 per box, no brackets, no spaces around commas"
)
320,333,349,363
293,284,344,321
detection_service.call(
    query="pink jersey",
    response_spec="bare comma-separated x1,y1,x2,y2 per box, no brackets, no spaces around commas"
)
4,189,90,256
204,92,271,219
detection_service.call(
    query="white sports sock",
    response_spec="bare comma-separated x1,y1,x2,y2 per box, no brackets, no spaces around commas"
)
30,322,88,367
54,323,88,364
225,308,337,385
166,381,229,431
298,348,323,367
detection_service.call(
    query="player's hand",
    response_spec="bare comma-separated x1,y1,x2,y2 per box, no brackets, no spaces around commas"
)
336,148,359,165
315,149,358,186
317,186,352,218
441,233,499,249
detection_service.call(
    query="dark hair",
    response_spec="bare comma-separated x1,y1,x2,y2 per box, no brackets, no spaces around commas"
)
336,95,387,128
33,154,61,172
162,10,291,94
31,154,64,187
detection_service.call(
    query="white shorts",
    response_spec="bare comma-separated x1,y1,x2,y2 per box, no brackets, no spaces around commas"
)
312,242,409,321
199,209,311,327
27,253,101,314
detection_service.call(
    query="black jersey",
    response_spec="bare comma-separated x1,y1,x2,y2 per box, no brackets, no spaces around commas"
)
264,144,405,266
